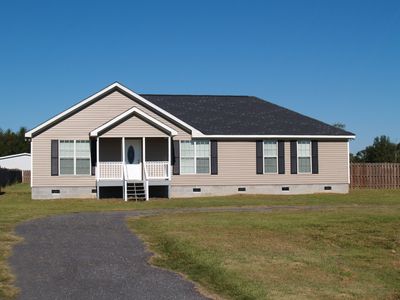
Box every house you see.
[25,83,355,200]
[0,153,31,171]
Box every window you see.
[298,140,312,173]
[263,140,278,173]
[59,140,91,175]
[75,141,91,175]
[195,140,210,174]
[180,140,210,174]
[180,140,195,174]
[59,140,74,175]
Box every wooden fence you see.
[22,170,31,184]
[350,163,400,189]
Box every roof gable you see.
[25,83,200,138]
[90,107,177,137]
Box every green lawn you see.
[1,184,399,299]
[129,207,400,299]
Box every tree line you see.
[0,127,30,157]
[351,135,400,163]
[332,123,399,163]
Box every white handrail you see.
[123,164,127,201]
[143,163,149,201]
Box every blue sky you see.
[0,0,399,153]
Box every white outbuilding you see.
[0,153,31,170]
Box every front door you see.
[125,139,142,180]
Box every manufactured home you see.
[25,83,355,200]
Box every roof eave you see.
[191,133,356,139]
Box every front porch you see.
[95,137,171,200]
[88,106,179,201]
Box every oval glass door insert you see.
[127,145,135,164]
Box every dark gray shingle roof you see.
[140,94,354,136]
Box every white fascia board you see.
[191,134,356,139]
[25,82,201,138]
[90,107,178,137]
[26,82,119,138]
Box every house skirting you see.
[32,186,96,200]
[169,183,349,198]
[32,183,349,200]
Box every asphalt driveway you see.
[9,211,207,300]
[9,206,326,300]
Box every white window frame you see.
[59,140,91,176]
[179,140,211,175]
[59,140,75,176]
[297,140,312,174]
[263,140,278,174]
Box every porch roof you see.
[90,107,178,137]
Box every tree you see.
[351,135,399,163]
[332,122,346,129]
[0,127,30,157]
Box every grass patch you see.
[129,206,400,299]
[0,183,399,299]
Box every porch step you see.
[126,181,146,201]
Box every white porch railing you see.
[145,161,169,179]
[97,161,169,180]
[97,162,123,180]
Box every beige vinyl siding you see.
[32,91,190,140]
[31,138,96,187]
[101,115,168,138]
[32,91,190,187]
[172,140,349,186]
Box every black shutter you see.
[278,141,285,174]
[211,140,218,175]
[172,140,180,175]
[90,139,97,176]
[290,141,297,174]
[312,140,319,174]
[256,140,263,174]
[51,140,59,176]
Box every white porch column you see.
[122,137,126,163]
[142,137,149,200]
[168,136,171,180]
[96,137,100,199]
[142,137,146,164]
[122,137,126,201]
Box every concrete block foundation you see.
[170,184,349,198]
[32,183,349,199]
[32,186,96,199]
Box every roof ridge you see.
[140,94,253,98]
